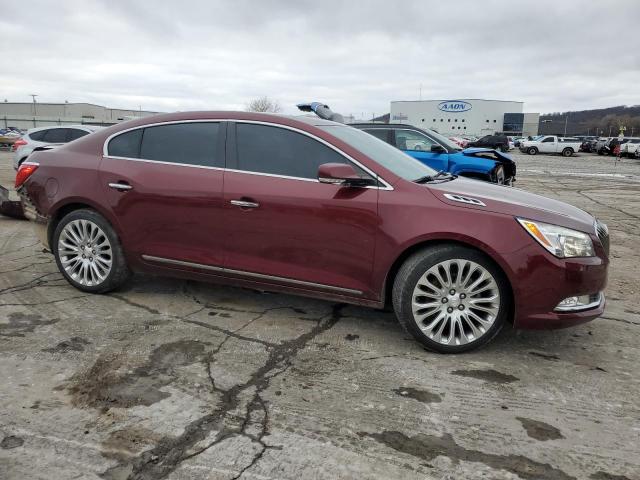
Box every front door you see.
[392,129,449,172]
[222,122,380,298]
[99,121,227,267]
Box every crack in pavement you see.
[101,303,345,480]
[0,272,63,295]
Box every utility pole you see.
[419,84,422,101]
[563,113,569,137]
[29,94,38,115]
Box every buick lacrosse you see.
[16,111,608,353]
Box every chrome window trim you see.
[141,254,363,296]
[102,118,393,191]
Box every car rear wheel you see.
[527,147,538,155]
[392,245,510,353]
[562,148,573,157]
[53,209,130,293]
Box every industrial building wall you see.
[0,102,159,129]
[390,99,524,136]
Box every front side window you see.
[107,122,221,167]
[395,130,436,151]
[42,128,69,143]
[318,125,436,181]
[542,137,554,143]
[235,123,364,179]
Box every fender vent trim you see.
[443,193,486,207]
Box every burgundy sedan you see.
[15,111,609,353]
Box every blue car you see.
[297,102,516,185]
[351,123,516,185]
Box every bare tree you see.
[245,96,282,113]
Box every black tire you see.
[392,244,510,353]
[53,209,130,293]
[562,148,573,157]
[527,147,538,155]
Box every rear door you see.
[391,128,448,171]
[222,121,380,298]
[99,121,227,267]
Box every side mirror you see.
[317,163,376,187]
[430,144,446,153]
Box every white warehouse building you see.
[390,99,539,137]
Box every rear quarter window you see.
[108,129,143,158]
[29,130,47,141]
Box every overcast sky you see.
[2,0,639,117]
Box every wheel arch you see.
[381,237,515,321]
[47,198,122,250]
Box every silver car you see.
[13,125,102,169]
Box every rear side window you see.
[42,128,69,143]
[363,129,391,144]
[68,129,89,141]
[140,123,220,166]
[107,122,221,167]
[394,130,436,151]
[108,129,143,158]
[235,123,356,179]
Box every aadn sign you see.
[438,100,472,113]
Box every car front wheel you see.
[53,209,130,293]
[392,245,510,353]
[527,147,538,155]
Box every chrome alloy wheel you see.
[58,219,113,286]
[411,259,500,346]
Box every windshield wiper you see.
[414,170,457,184]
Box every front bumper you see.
[503,242,608,330]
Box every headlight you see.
[517,218,594,258]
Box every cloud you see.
[1,0,639,116]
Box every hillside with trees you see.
[539,105,640,136]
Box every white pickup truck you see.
[519,135,582,157]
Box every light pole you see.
[563,113,569,137]
[29,94,38,115]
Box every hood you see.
[426,177,595,233]
[462,147,514,164]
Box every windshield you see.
[424,128,462,151]
[318,125,437,181]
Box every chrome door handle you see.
[108,182,133,191]
[230,199,259,208]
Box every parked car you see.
[16,111,609,353]
[351,123,516,185]
[619,138,640,157]
[520,135,582,157]
[466,134,510,152]
[448,136,468,148]
[12,125,102,169]
[580,138,599,153]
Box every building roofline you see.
[391,99,524,104]
[0,101,159,113]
